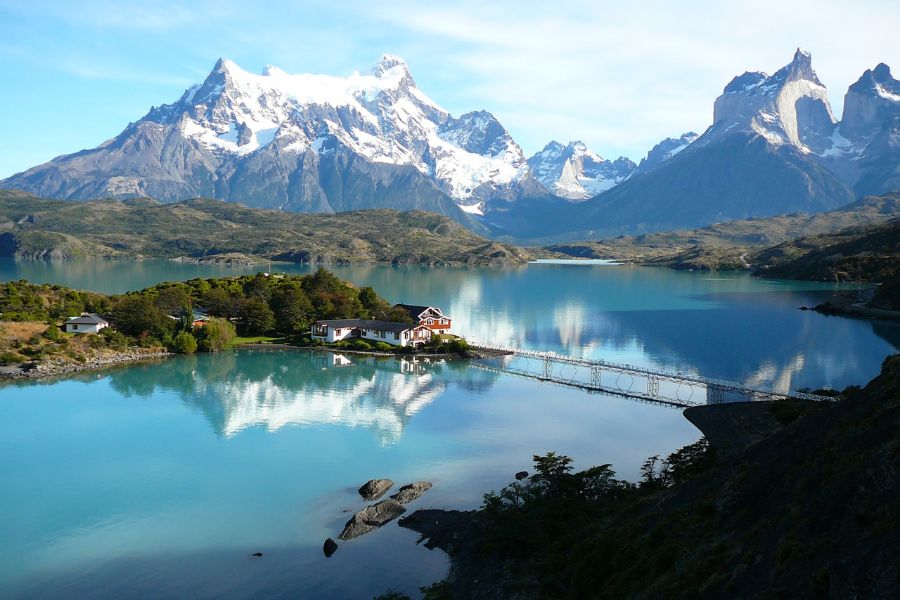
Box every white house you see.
[63,313,109,334]
[394,304,452,332]
[311,319,433,347]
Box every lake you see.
[1,260,897,598]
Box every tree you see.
[203,288,234,317]
[238,299,275,336]
[195,317,236,352]
[153,286,192,316]
[242,273,272,301]
[111,295,174,339]
[171,331,197,354]
[271,286,314,334]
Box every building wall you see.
[311,324,432,347]
[64,322,107,334]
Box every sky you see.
[1,0,898,178]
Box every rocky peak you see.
[780,48,818,83]
[371,53,416,90]
[710,49,834,153]
[527,140,635,200]
[636,132,698,173]
[841,62,900,141]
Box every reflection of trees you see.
[104,350,499,444]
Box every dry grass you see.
[0,321,46,342]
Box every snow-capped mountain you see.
[705,49,837,154]
[825,63,900,195]
[635,132,698,174]
[527,141,635,200]
[1,55,536,219]
[557,50,862,238]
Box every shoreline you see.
[0,348,171,382]
[0,340,489,384]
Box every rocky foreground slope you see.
[400,354,900,598]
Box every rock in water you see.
[358,478,394,501]
[323,538,338,557]
[339,499,407,540]
[515,471,529,481]
[390,481,433,504]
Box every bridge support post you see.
[543,357,552,379]
[591,366,601,388]
[707,384,725,404]
[647,376,660,398]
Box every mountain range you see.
[2,50,898,241]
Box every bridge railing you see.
[470,343,834,403]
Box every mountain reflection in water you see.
[103,350,498,444]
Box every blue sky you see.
[1,0,898,178]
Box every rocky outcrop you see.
[358,478,394,501]
[339,498,407,540]
[390,481,432,504]
[0,349,170,380]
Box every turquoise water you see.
[0,260,897,597]
[1,258,895,389]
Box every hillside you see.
[750,218,900,282]
[0,190,540,266]
[547,192,900,269]
[400,354,900,598]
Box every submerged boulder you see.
[358,478,394,501]
[323,538,338,557]
[339,498,407,540]
[391,481,433,504]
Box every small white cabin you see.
[63,313,109,334]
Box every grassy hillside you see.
[547,192,900,270]
[0,190,541,266]
[750,219,900,282]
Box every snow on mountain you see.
[527,141,635,200]
[147,55,528,205]
[636,132,698,174]
[708,48,836,154]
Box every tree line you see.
[0,269,409,355]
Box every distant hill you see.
[0,190,540,266]
[750,218,900,283]
[548,192,900,271]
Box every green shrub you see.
[100,328,130,349]
[0,351,24,365]
[194,317,236,352]
[43,324,61,341]
[374,341,394,351]
[171,331,198,354]
[86,334,106,349]
[350,339,372,350]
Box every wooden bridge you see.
[470,345,834,408]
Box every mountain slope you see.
[548,191,900,266]
[827,63,900,196]
[750,218,900,282]
[541,50,894,241]
[562,132,853,238]
[0,190,540,265]
[0,56,543,223]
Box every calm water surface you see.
[1,259,897,598]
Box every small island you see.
[0,269,469,380]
